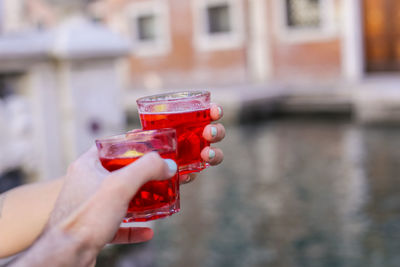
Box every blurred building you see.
[90,0,363,89]
[0,0,128,186]
[5,0,400,87]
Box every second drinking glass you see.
[137,91,211,174]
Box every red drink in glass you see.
[137,91,211,174]
[96,129,179,222]
[140,109,211,174]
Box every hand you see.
[180,104,225,184]
[44,148,176,256]
[12,148,177,266]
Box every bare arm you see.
[0,177,64,258]
[11,151,176,267]
[1,104,225,259]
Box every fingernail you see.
[211,126,217,137]
[209,149,216,160]
[164,159,177,176]
[217,107,223,117]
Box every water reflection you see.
[97,119,400,267]
[361,127,400,267]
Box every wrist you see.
[11,227,97,267]
[56,225,99,265]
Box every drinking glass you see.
[96,128,179,222]
[137,91,211,174]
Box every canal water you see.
[98,118,400,267]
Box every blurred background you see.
[2,0,400,266]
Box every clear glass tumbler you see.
[137,91,211,174]
[96,128,179,222]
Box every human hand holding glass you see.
[47,146,177,247]
[137,92,225,182]
[11,149,177,267]
[179,103,225,184]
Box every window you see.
[207,4,231,34]
[285,0,321,28]
[126,1,170,57]
[137,15,156,41]
[275,0,337,43]
[193,0,244,51]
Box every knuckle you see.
[146,151,162,162]
[144,152,165,176]
[154,159,166,174]
[102,175,127,196]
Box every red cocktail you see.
[137,91,211,174]
[96,129,179,222]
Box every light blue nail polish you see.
[211,126,217,137]
[164,159,177,176]
[217,107,222,117]
[209,149,216,159]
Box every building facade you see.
[96,0,365,89]
[4,0,398,89]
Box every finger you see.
[180,173,198,184]
[105,152,177,203]
[210,104,223,121]
[110,227,154,244]
[71,145,109,177]
[203,123,225,143]
[82,145,98,158]
[201,147,224,166]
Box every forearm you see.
[0,178,64,258]
[10,226,96,267]
[9,184,115,267]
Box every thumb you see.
[56,153,177,250]
[104,152,177,203]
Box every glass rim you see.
[95,128,176,144]
[136,90,210,104]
